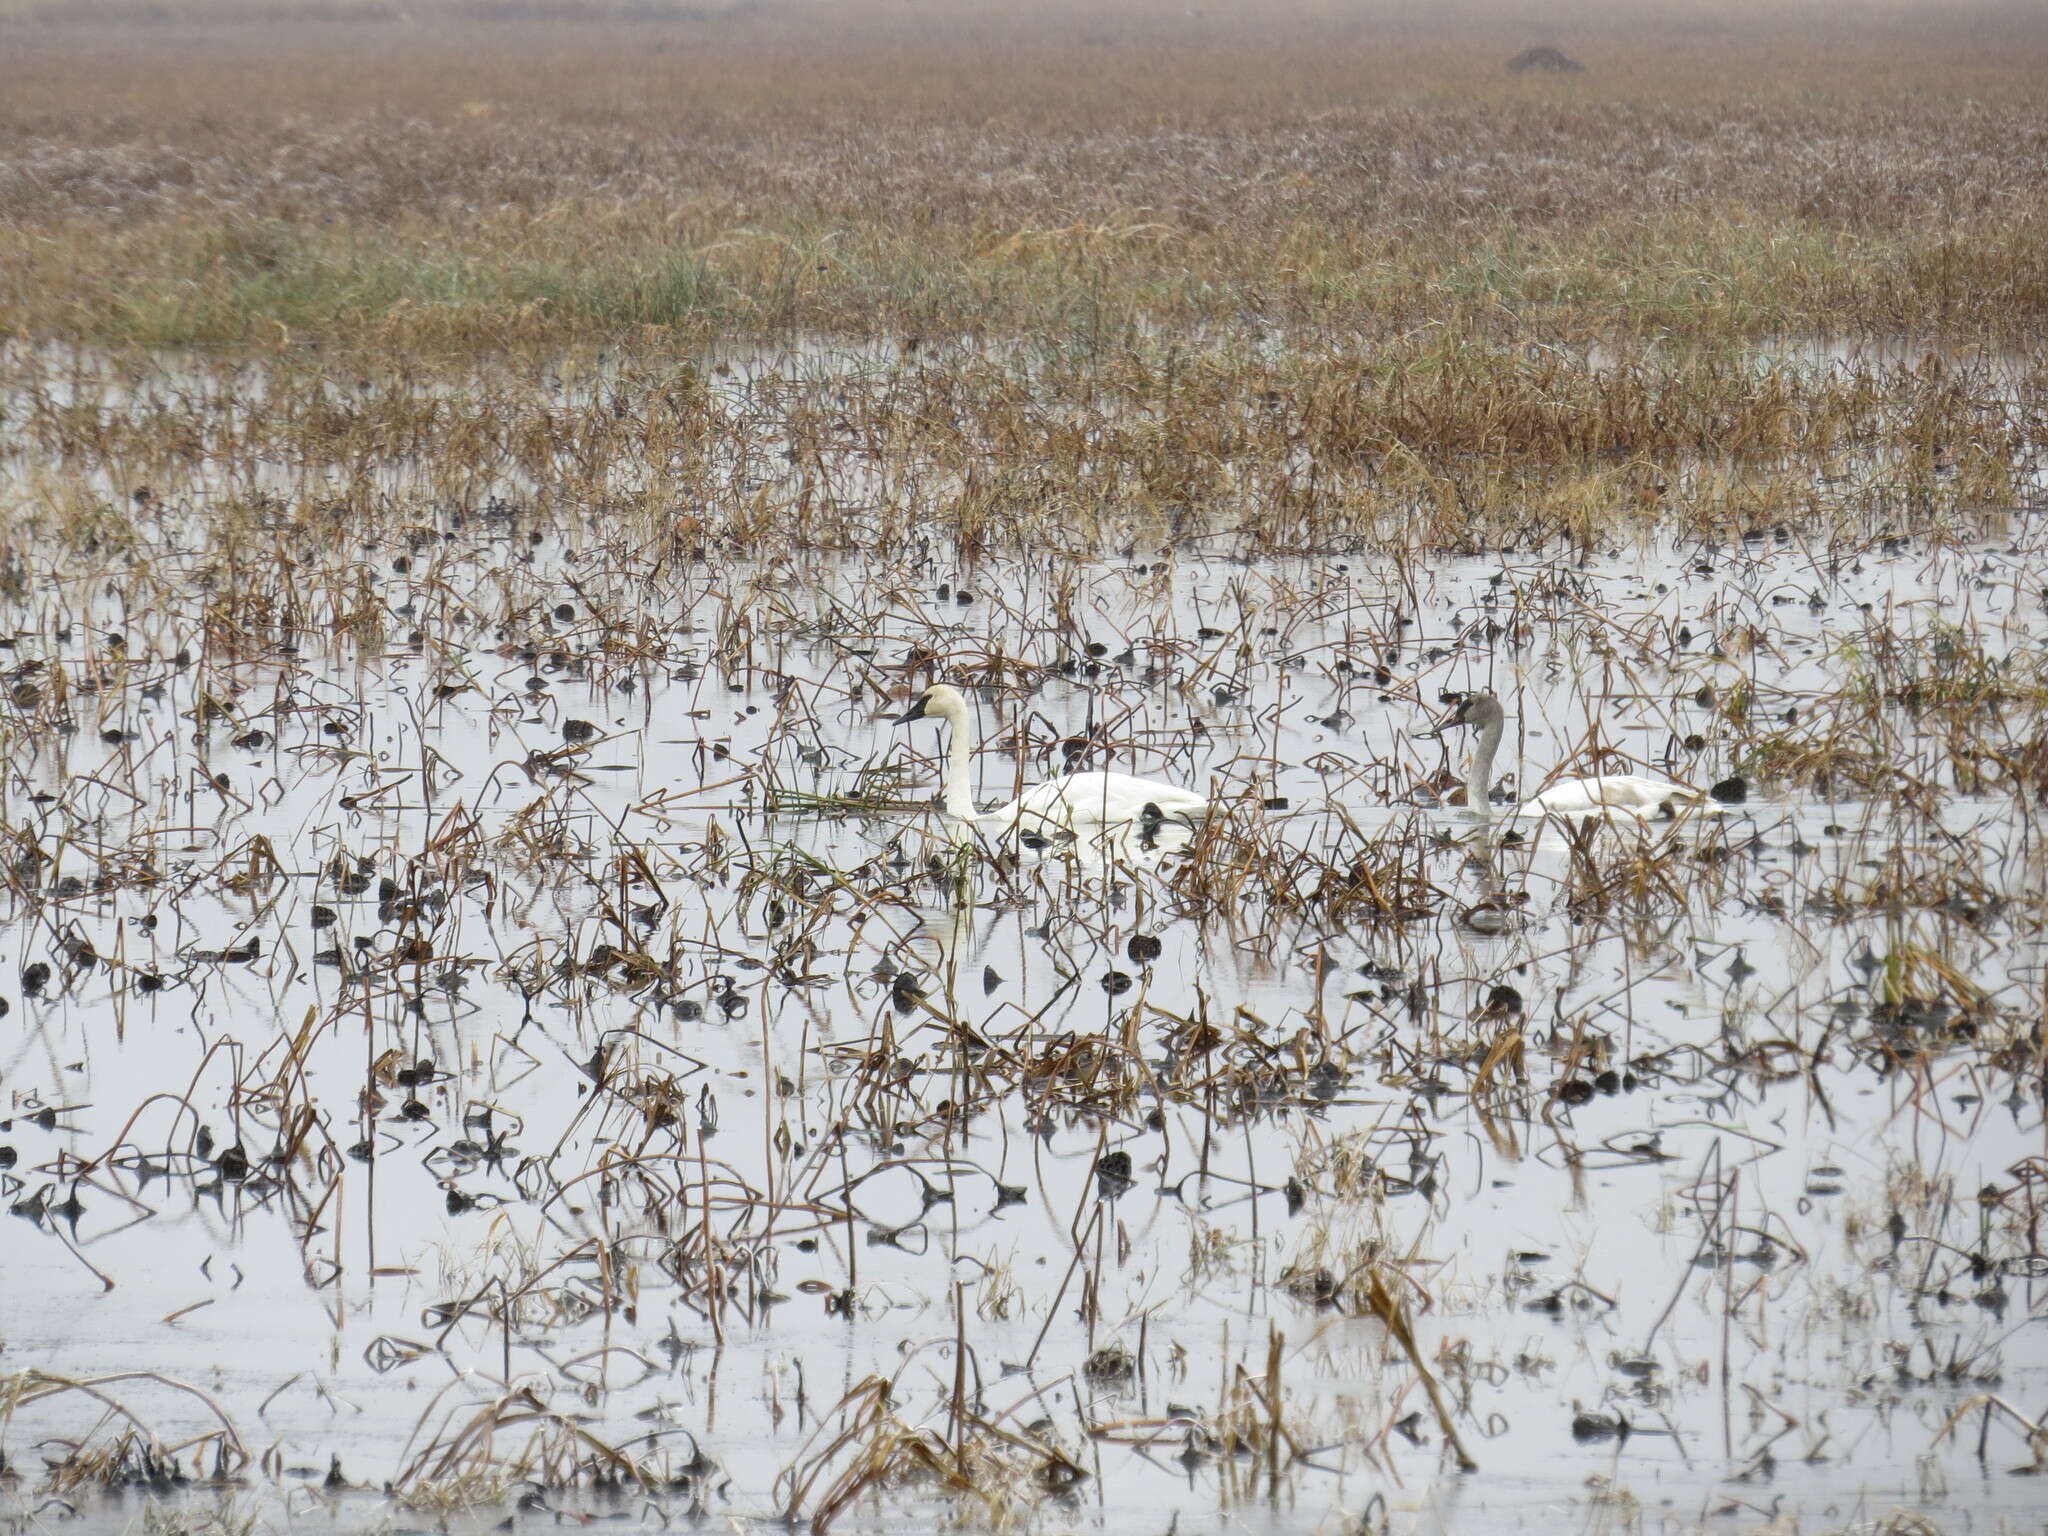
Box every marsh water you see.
[2,342,2046,1536]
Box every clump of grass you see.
[777,1373,1082,1535]
[0,1370,250,1493]
[393,1386,703,1510]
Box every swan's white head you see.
[1413,690,1504,739]
[894,682,970,727]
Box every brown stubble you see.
[1,0,2047,351]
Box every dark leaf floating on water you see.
[1095,1151,1135,1200]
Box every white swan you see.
[1415,691,1710,820]
[895,683,1210,833]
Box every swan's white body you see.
[897,684,1209,833]
[1419,692,1709,822]
[1520,775,1701,817]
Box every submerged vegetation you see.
[2,4,2047,1534]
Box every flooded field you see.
[3,335,2047,1536]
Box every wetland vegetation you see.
[2,4,2047,1534]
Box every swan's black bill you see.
[1412,694,1483,739]
[893,695,930,724]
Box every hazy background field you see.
[2,0,2045,353]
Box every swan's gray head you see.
[1413,690,1504,739]
[894,682,967,725]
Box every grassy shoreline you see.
[6,208,2046,354]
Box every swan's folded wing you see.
[1020,771,1207,826]
[1521,774,1713,819]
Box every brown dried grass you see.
[0,0,2043,351]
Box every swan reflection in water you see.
[901,805,1200,990]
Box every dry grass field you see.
[1,0,2046,352]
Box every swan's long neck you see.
[1467,715,1504,817]
[939,700,979,822]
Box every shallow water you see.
[2,343,2047,1536]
